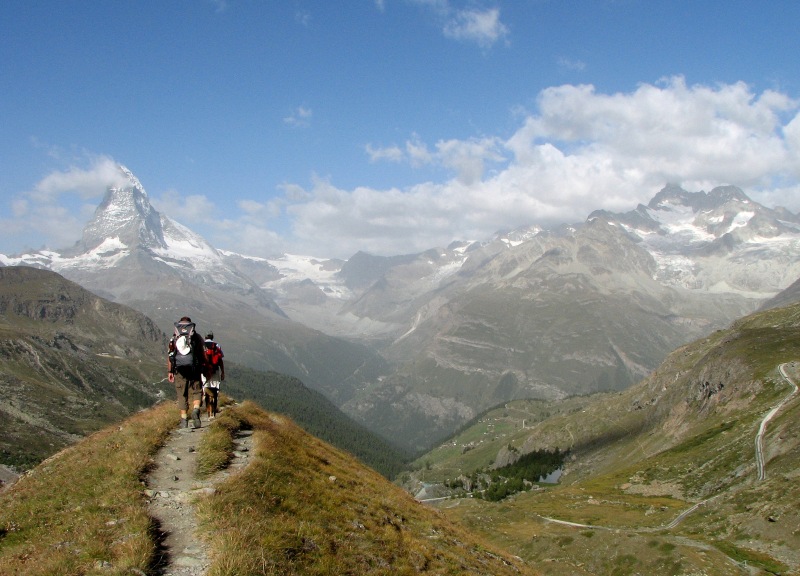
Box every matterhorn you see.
[0,165,385,406]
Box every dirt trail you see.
[145,410,253,576]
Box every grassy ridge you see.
[0,402,176,575]
[224,364,412,478]
[198,401,535,575]
[0,399,535,576]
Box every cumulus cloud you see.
[146,189,288,257]
[150,189,217,224]
[28,156,129,203]
[282,77,800,257]
[368,135,502,184]
[0,155,130,251]
[366,143,405,163]
[5,78,800,261]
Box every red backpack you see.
[204,339,223,373]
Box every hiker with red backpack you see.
[202,332,225,420]
[167,316,208,429]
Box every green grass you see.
[418,304,800,575]
[712,541,789,574]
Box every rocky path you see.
[145,412,253,576]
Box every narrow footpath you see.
[145,410,253,576]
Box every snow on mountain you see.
[589,185,800,297]
[496,225,544,248]
[1,165,258,290]
[264,254,352,300]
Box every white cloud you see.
[557,56,586,72]
[434,137,503,184]
[366,143,405,163]
[238,198,281,219]
[283,106,313,127]
[151,190,217,224]
[369,134,502,184]
[406,136,434,167]
[5,79,800,261]
[443,7,508,48]
[505,77,796,193]
[278,77,800,258]
[29,156,129,203]
[410,1,509,48]
[0,155,130,251]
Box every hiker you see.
[167,316,207,429]
[202,332,225,420]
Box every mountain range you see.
[2,166,799,451]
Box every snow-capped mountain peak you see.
[71,164,166,254]
[2,165,257,292]
[590,185,800,296]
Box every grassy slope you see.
[0,399,536,576]
[414,302,800,575]
[223,364,412,479]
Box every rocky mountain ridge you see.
[2,166,799,452]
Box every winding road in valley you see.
[541,362,799,532]
[755,362,797,481]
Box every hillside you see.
[0,266,410,483]
[0,267,409,482]
[407,301,800,575]
[223,365,412,478]
[0,266,169,472]
[0,399,535,576]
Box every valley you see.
[402,303,800,574]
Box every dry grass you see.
[195,401,535,575]
[196,393,238,477]
[0,398,536,575]
[0,401,177,575]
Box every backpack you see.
[170,321,198,369]
[204,339,223,373]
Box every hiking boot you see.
[192,408,202,429]
[179,418,188,429]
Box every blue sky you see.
[2,1,800,259]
